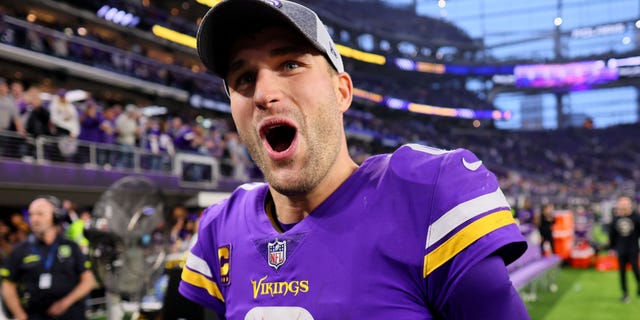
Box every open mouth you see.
[260,117,298,160]
[265,125,296,152]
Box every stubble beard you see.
[31,222,50,237]
[241,107,342,197]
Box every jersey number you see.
[244,307,314,319]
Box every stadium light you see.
[151,25,197,49]
[554,17,563,26]
[335,44,386,65]
[96,5,140,27]
[196,0,223,7]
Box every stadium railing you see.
[0,130,222,188]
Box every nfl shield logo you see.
[267,239,287,270]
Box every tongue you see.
[272,140,290,152]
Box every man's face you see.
[28,198,55,235]
[11,82,24,96]
[226,27,350,196]
[617,196,633,216]
[0,83,8,96]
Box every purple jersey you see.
[179,144,526,319]
[79,112,103,142]
[100,119,116,145]
[173,126,197,152]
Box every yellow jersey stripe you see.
[426,187,510,249]
[181,267,225,302]
[423,210,516,277]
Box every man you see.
[1,196,96,320]
[115,104,141,168]
[0,77,27,157]
[49,89,79,139]
[609,195,640,303]
[537,203,556,255]
[179,1,528,319]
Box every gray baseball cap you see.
[196,0,344,79]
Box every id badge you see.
[39,273,52,289]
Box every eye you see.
[231,72,255,89]
[283,61,300,71]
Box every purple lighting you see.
[514,60,618,89]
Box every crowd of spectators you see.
[49,0,474,60]
[0,76,254,181]
[303,0,473,47]
[0,213,29,265]
[0,4,483,111]
[56,0,203,37]
[0,10,218,97]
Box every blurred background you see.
[0,0,639,319]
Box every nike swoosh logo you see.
[462,158,483,171]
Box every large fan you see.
[86,176,168,317]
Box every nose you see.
[253,70,282,110]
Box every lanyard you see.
[31,241,59,271]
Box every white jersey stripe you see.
[406,143,451,155]
[239,182,266,190]
[426,187,510,249]
[185,252,213,278]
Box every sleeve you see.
[608,217,617,250]
[8,101,19,119]
[443,255,531,320]
[50,102,62,127]
[420,147,527,310]
[69,107,80,137]
[70,241,90,274]
[178,207,226,315]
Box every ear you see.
[335,72,353,113]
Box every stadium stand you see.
[1,0,640,318]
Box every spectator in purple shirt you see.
[78,100,102,143]
[97,105,119,168]
[171,117,197,153]
[147,117,174,171]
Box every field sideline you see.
[527,267,640,319]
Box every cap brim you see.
[197,0,302,78]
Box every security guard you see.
[1,196,96,320]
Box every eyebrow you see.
[228,45,310,75]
